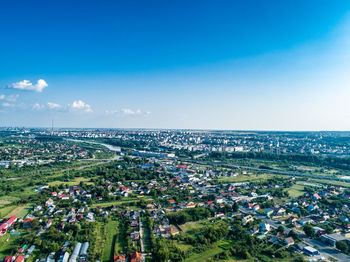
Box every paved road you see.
[179,157,350,184]
[300,233,350,262]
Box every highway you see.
[178,157,350,184]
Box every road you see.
[172,154,350,261]
[139,216,145,253]
[179,157,350,184]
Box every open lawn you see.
[185,244,224,262]
[115,219,128,255]
[0,230,24,257]
[179,220,208,233]
[92,198,153,208]
[174,241,193,252]
[102,220,118,262]
[0,205,17,219]
[0,200,12,207]
[219,173,275,183]
[0,196,20,207]
[287,184,305,198]
[142,217,152,252]
[310,178,350,188]
[5,205,30,218]
[184,239,300,262]
[88,222,106,261]
[15,204,32,218]
[48,176,94,187]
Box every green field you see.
[219,173,275,183]
[287,184,305,198]
[89,223,104,261]
[0,230,24,257]
[15,204,33,218]
[142,217,152,252]
[0,203,32,219]
[185,244,224,262]
[48,176,94,187]
[179,219,208,233]
[0,205,17,219]
[309,178,350,188]
[102,220,119,262]
[92,198,153,208]
[0,196,20,207]
[174,241,193,252]
[115,219,128,255]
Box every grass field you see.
[0,204,32,219]
[5,205,26,218]
[185,244,224,262]
[219,173,275,183]
[48,176,94,187]
[309,178,350,188]
[89,222,104,261]
[115,220,128,255]
[102,220,118,262]
[0,230,24,257]
[0,196,20,207]
[92,198,153,208]
[174,241,193,252]
[0,200,12,207]
[15,204,32,218]
[179,220,208,233]
[0,205,17,219]
[287,184,305,198]
[142,217,152,252]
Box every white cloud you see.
[2,102,14,108]
[107,108,151,117]
[0,95,20,108]
[33,103,44,110]
[105,109,118,115]
[0,94,19,102]
[11,79,48,92]
[121,108,150,116]
[70,100,93,113]
[122,108,137,115]
[47,102,62,110]
[6,94,19,102]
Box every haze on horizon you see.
[1,0,350,131]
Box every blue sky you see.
[1,0,350,130]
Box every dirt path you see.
[6,205,25,218]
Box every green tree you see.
[336,241,349,253]
[277,225,284,234]
[303,225,314,237]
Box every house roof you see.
[284,237,294,245]
[130,252,143,262]
[114,255,126,262]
